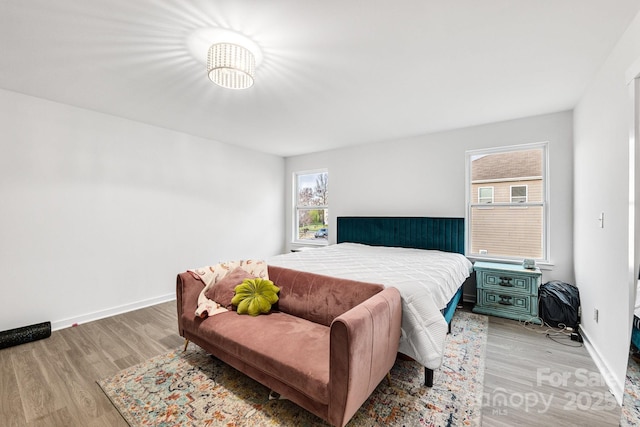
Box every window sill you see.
[292,239,328,246]
[290,241,328,251]
[467,256,554,271]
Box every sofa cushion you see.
[198,312,331,404]
[205,267,255,309]
[231,278,280,316]
[267,266,385,326]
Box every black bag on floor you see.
[538,281,580,329]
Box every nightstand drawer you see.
[477,270,536,294]
[480,289,532,311]
[474,289,540,323]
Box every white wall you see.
[0,89,285,332]
[573,11,640,402]
[285,110,575,285]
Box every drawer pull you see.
[498,295,513,305]
[498,276,513,287]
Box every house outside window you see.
[294,169,328,243]
[466,143,548,262]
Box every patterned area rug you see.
[98,311,487,426]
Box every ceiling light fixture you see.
[207,43,255,90]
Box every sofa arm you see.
[328,287,402,427]
[176,272,204,337]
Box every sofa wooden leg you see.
[425,367,434,387]
[183,338,189,352]
[386,372,392,386]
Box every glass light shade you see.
[207,43,255,89]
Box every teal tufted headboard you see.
[336,216,465,255]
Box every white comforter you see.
[267,243,473,369]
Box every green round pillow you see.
[231,278,280,316]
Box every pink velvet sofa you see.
[177,265,402,427]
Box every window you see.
[478,187,494,204]
[466,143,548,262]
[511,185,528,203]
[294,170,328,243]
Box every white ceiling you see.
[2,1,639,157]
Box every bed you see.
[268,216,473,386]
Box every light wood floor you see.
[0,302,183,427]
[482,314,620,426]
[0,301,622,426]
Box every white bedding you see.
[267,243,473,369]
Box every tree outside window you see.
[295,170,328,242]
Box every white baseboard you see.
[50,293,175,331]
[579,325,625,406]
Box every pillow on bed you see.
[205,267,255,309]
[232,278,280,316]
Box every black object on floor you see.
[539,281,580,329]
[0,321,51,349]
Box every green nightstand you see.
[472,261,542,324]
